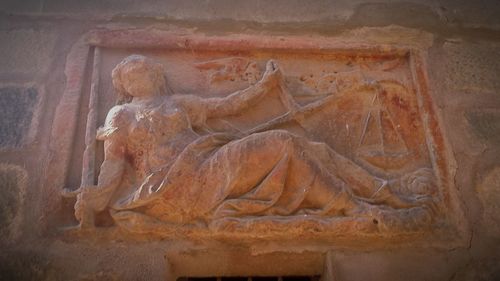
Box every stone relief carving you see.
[195,57,261,85]
[62,54,440,237]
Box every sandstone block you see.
[0,164,27,241]
[0,29,57,77]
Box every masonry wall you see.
[0,1,499,280]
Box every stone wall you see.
[0,1,499,280]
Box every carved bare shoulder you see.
[97,105,132,141]
[106,105,132,125]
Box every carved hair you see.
[111,55,168,104]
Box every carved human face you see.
[120,62,163,97]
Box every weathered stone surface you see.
[328,249,469,281]
[0,29,57,77]
[451,259,500,281]
[476,167,500,236]
[442,42,500,95]
[0,248,52,281]
[2,0,500,29]
[0,164,27,240]
[0,87,38,148]
[0,242,171,281]
[18,0,358,22]
[0,0,41,13]
[348,2,441,29]
[466,110,500,145]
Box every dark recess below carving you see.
[0,87,37,148]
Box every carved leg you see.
[304,141,436,210]
[305,141,387,198]
[209,130,363,216]
[204,130,311,217]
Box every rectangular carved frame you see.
[41,28,467,248]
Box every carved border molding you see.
[40,28,468,248]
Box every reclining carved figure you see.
[63,55,437,234]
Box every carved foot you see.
[367,181,417,209]
[392,168,437,197]
[369,168,439,211]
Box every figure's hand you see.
[61,187,81,198]
[260,60,282,87]
[61,186,97,198]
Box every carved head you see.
[112,55,167,103]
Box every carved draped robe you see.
[98,97,379,229]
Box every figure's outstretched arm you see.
[202,60,283,119]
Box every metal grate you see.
[178,276,321,281]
